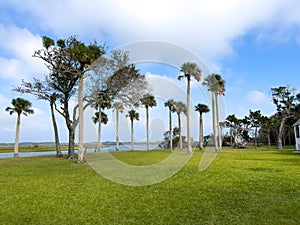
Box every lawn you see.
[0,147,299,225]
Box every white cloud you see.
[246,90,270,105]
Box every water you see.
[0,144,160,159]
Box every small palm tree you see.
[92,91,111,152]
[164,99,176,152]
[6,98,34,157]
[178,62,201,154]
[112,102,124,151]
[92,111,108,152]
[173,101,187,150]
[126,109,139,151]
[140,94,157,150]
[195,103,210,150]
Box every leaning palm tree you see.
[164,99,176,152]
[140,94,157,150]
[112,102,124,151]
[6,98,34,157]
[92,111,108,152]
[126,110,139,151]
[178,62,201,154]
[203,74,225,152]
[173,101,187,150]
[195,103,210,150]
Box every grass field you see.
[0,147,299,224]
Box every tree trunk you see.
[169,109,173,152]
[14,113,21,157]
[178,113,182,150]
[131,120,134,151]
[77,75,84,164]
[97,108,102,152]
[267,129,271,148]
[68,128,75,159]
[50,102,62,157]
[212,93,218,152]
[116,109,119,151]
[230,127,233,147]
[277,116,286,149]
[199,113,203,150]
[187,77,192,154]
[255,127,258,148]
[146,107,149,151]
[215,93,222,151]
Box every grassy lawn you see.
[0,147,299,224]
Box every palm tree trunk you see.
[254,127,258,148]
[50,102,62,157]
[267,129,271,148]
[178,113,182,150]
[97,108,102,152]
[169,109,173,152]
[277,116,286,149]
[212,93,218,152]
[131,120,134,151]
[215,93,222,151]
[14,114,21,157]
[116,109,119,151]
[77,75,84,164]
[146,107,149,151]
[199,113,203,150]
[187,77,192,154]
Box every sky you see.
[0,0,300,144]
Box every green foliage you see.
[0,148,299,224]
[5,98,34,116]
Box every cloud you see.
[246,90,270,104]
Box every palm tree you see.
[92,92,111,152]
[112,102,124,151]
[173,101,187,150]
[164,99,176,152]
[195,103,210,150]
[203,74,225,152]
[92,111,108,152]
[6,98,34,157]
[178,62,201,154]
[140,94,157,151]
[126,110,139,151]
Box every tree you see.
[34,36,105,162]
[247,110,264,148]
[140,94,157,151]
[271,86,300,149]
[91,92,111,152]
[14,79,63,157]
[5,98,34,157]
[195,103,209,150]
[178,62,201,154]
[173,101,187,150]
[164,99,176,152]
[92,111,108,152]
[126,110,139,151]
[112,102,124,151]
[203,74,225,152]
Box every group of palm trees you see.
[5,62,225,157]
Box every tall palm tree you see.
[195,103,210,150]
[164,99,176,152]
[112,102,124,151]
[92,111,108,152]
[178,62,201,154]
[6,98,34,157]
[173,101,187,150]
[203,74,225,152]
[126,110,139,151]
[140,94,157,151]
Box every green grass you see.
[0,147,299,224]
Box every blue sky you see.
[0,0,300,143]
